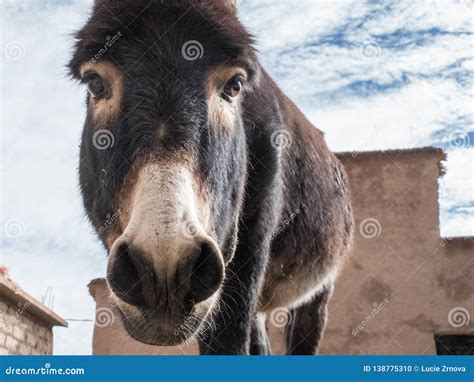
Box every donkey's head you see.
[70,0,258,345]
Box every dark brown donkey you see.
[69,0,352,355]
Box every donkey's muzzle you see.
[107,239,224,311]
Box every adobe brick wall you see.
[0,299,53,355]
[269,149,473,355]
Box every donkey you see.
[70,0,352,355]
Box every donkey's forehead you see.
[69,0,255,79]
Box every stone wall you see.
[0,299,53,355]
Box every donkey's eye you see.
[222,75,245,102]
[85,74,107,99]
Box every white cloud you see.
[361,0,473,35]
[440,148,474,237]
[241,0,359,49]
[310,77,471,152]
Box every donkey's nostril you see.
[108,239,223,311]
[107,244,155,308]
[189,242,224,304]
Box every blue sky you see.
[1,0,473,354]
